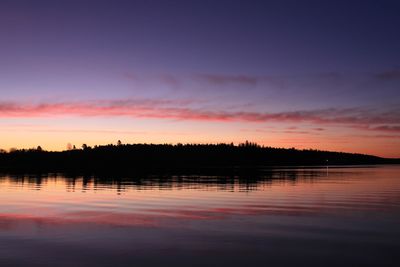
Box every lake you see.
[0,165,399,266]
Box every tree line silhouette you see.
[0,141,397,173]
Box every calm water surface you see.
[0,166,399,266]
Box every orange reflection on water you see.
[0,166,399,229]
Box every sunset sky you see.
[1,0,399,157]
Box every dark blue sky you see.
[0,0,399,156]
[2,0,399,72]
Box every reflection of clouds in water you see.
[0,167,398,228]
[0,166,399,267]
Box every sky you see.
[0,0,399,157]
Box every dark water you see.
[0,166,399,266]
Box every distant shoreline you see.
[0,143,398,174]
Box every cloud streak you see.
[195,74,259,86]
[375,69,400,81]
[0,99,399,133]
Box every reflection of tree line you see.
[0,170,335,192]
[0,142,393,174]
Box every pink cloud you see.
[0,99,399,134]
[356,134,400,139]
[368,125,400,132]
